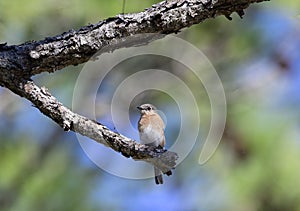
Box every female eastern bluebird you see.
[137,103,172,185]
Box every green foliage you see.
[0,139,98,211]
[224,106,300,210]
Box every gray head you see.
[137,103,157,114]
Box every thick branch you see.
[0,0,268,80]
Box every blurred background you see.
[1,0,300,210]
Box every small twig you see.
[122,0,126,14]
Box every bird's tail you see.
[154,167,163,185]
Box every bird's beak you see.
[137,106,142,110]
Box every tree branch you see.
[7,77,178,173]
[0,0,269,173]
[0,0,268,79]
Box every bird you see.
[137,103,172,184]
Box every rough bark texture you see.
[5,77,178,173]
[0,0,269,173]
[0,0,268,78]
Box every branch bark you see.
[0,0,269,173]
[7,77,178,173]
[0,0,268,78]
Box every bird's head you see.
[137,103,157,115]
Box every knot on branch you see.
[133,145,179,175]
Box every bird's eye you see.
[147,107,151,111]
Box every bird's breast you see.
[139,124,164,146]
[138,114,165,147]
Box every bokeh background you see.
[1,0,300,210]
